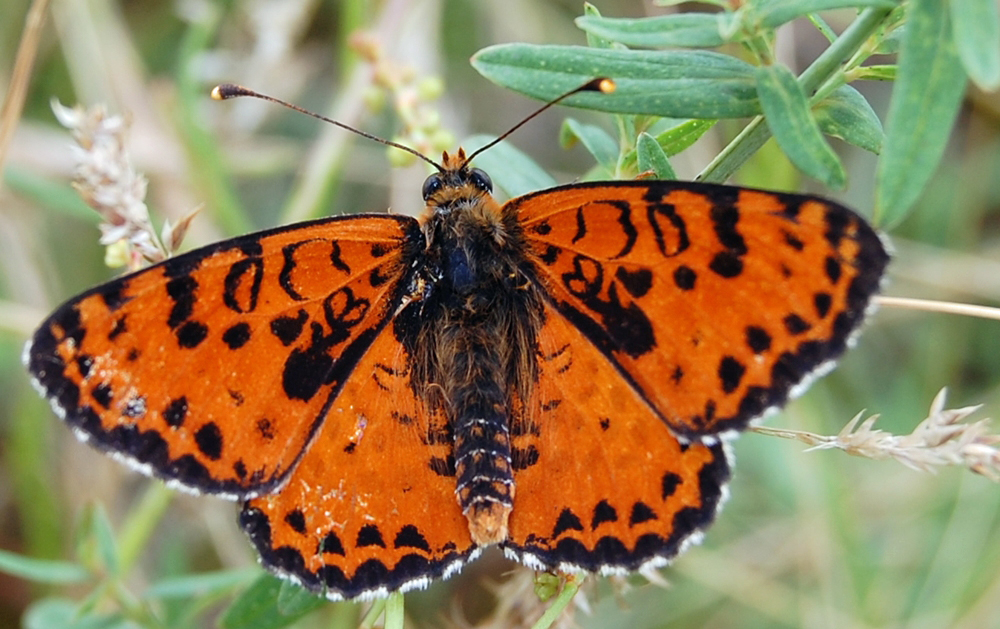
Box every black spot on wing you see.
[284,509,307,534]
[615,266,653,298]
[271,309,308,346]
[356,524,386,548]
[746,326,772,354]
[194,422,223,460]
[163,396,188,428]
[673,265,697,290]
[176,321,208,348]
[394,525,431,551]
[718,356,746,394]
[222,322,252,349]
[591,500,618,529]
[629,501,657,525]
[552,508,585,537]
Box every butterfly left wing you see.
[503,300,730,573]
[25,214,422,497]
[511,181,889,440]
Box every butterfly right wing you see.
[25,214,423,498]
[240,327,477,601]
[511,181,888,440]
[503,300,730,574]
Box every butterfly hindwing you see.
[26,214,422,497]
[503,300,730,573]
[512,181,889,439]
[240,327,476,600]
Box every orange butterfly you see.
[25,81,888,601]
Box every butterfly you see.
[25,80,889,601]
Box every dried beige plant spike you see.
[51,100,193,268]
[754,389,1000,481]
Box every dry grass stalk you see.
[754,389,1000,481]
[51,101,195,269]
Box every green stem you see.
[116,483,174,576]
[530,575,582,629]
[383,592,405,629]
[698,6,895,183]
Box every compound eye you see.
[468,168,493,193]
[422,174,443,200]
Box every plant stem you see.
[530,574,582,629]
[698,6,896,183]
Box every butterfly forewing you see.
[26,215,422,497]
[513,181,889,440]
[240,328,476,600]
[504,300,730,573]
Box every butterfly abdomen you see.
[400,186,544,545]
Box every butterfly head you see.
[421,147,495,212]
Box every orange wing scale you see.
[513,181,888,440]
[504,301,729,573]
[26,215,422,497]
[240,329,475,600]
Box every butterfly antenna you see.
[461,78,616,166]
[211,83,445,171]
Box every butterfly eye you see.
[422,174,443,200]
[468,168,492,193]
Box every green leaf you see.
[854,64,896,81]
[145,569,257,599]
[636,133,677,179]
[756,0,898,29]
[276,580,326,616]
[560,118,618,170]
[472,44,760,118]
[950,0,1000,90]
[0,549,89,584]
[754,64,846,187]
[575,14,732,48]
[621,119,715,173]
[220,574,323,629]
[23,598,138,629]
[876,0,967,226]
[581,3,614,49]
[814,85,884,154]
[462,134,557,198]
[90,505,120,578]
[650,118,717,156]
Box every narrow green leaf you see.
[621,119,714,173]
[581,3,614,49]
[23,598,137,629]
[145,569,257,599]
[814,85,884,154]
[560,119,618,170]
[575,14,731,48]
[755,64,846,187]
[472,44,760,118]
[636,133,677,179]
[875,25,904,54]
[757,0,897,29]
[462,134,557,198]
[651,118,717,156]
[89,505,120,578]
[854,65,897,81]
[0,549,89,584]
[950,0,1000,90]
[276,580,326,616]
[876,0,967,225]
[220,574,321,629]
